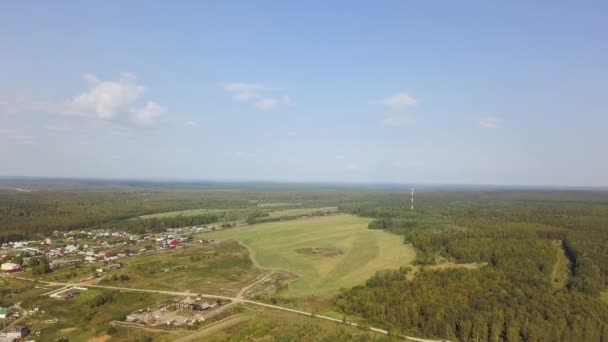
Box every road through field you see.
[10,275,446,342]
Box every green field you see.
[138,208,227,219]
[268,206,338,218]
[205,214,416,297]
[258,202,300,207]
[602,292,608,304]
[101,241,262,296]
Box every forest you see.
[339,190,608,341]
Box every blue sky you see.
[1,1,607,186]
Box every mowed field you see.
[205,214,416,297]
[138,208,227,219]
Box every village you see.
[0,225,223,341]
[0,225,219,275]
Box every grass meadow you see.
[103,241,262,296]
[205,214,416,297]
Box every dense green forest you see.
[339,190,608,341]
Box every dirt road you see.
[9,275,447,342]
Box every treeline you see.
[246,209,334,225]
[338,267,608,341]
[0,184,349,241]
[108,213,224,233]
[340,190,608,341]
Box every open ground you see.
[204,214,416,297]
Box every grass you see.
[205,214,416,297]
[601,292,608,304]
[197,307,379,342]
[138,208,227,219]
[267,206,337,218]
[550,240,571,289]
[4,277,172,342]
[103,241,262,296]
[258,202,300,207]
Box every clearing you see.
[550,240,571,289]
[267,206,337,218]
[137,208,228,219]
[205,214,416,297]
[101,241,262,296]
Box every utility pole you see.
[410,186,415,210]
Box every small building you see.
[84,256,96,262]
[65,245,78,253]
[0,308,8,319]
[1,263,20,272]
[0,324,29,342]
[50,259,81,270]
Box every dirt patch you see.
[244,271,299,298]
[427,262,487,271]
[89,334,112,342]
[295,247,343,257]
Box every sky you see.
[1,1,607,186]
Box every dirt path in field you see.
[171,314,248,342]
[10,268,447,342]
[236,271,274,299]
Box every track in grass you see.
[205,214,416,297]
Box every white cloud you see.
[377,92,418,110]
[69,73,145,120]
[224,83,265,102]
[186,120,199,128]
[82,73,100,85]
[130,101,165,126]
[254,98,278,110]
[224,82,293,110]
[475,116,502,129]
[382,114,411,127]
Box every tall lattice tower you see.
[410,186,415,210]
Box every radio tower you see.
[410,185,415,210]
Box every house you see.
[50,259,82,269]
[0,324,29,342]
[107,263,121,270]
[0,308,8,319]
[65,245,78,253]
[104,252,118,261]
[168,240,180,248]
[0,263,20,272]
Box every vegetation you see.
[338,190,608,341]
[103,241,262,295]
[206,214,416,297]
[2,180,608,341]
